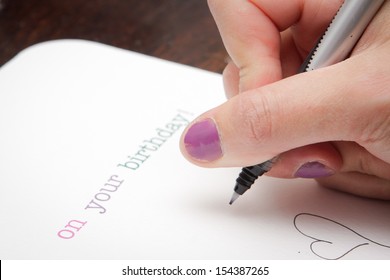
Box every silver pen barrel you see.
[303,0,385,72]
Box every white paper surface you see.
[0,40,389,259]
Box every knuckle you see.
[359,110,390,149]
[238,90,277,146]
[355,146,373,174]
[349,52,390,152]
[355,72,390,150]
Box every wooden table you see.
[0,0,227,72]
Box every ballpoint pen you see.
[229,0,385,205]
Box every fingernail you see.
[184,118,223,162]
[294,162,335,178]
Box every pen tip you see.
[229,192,240,205]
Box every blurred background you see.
[0,0,227,72]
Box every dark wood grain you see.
[0,0,227,72]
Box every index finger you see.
[208,0,342,91]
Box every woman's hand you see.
[180,0,390,199]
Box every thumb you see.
[180,55,387,167]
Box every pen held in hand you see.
[230,0,385,205]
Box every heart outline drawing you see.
[294,213,390,260]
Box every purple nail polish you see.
[295,162,335,178]
[184,118,223,162]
